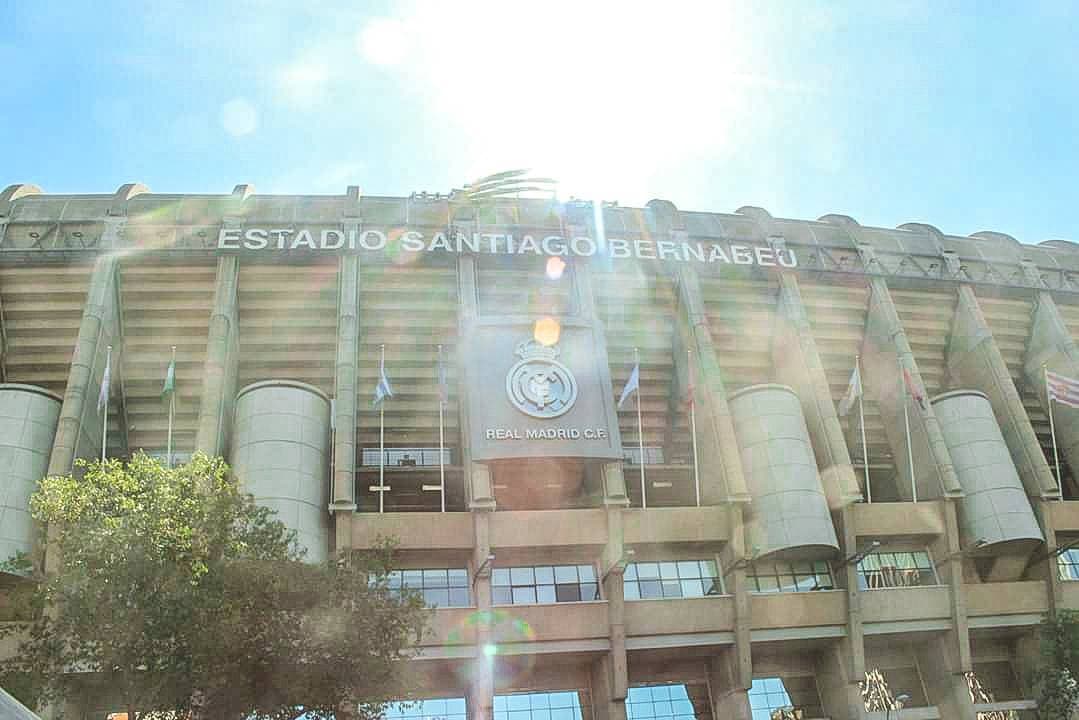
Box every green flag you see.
[162,357,176,399]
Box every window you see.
[388,568,470,608]
[1058,548,1079,581]
[385,698,468,720]
[749,677,825,720]
[362,447,453,467]
[492,564,598,605]
[858,549,938,589]
[624,560,721,600]
[747,560,833,593]
[627,684,713,720]
[494,690,592,720]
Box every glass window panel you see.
[661,580,682,597]
[533,711,551,720]
[681,579,705,597]
[531,694,551,709]
[624,563,638,581]
[659,562,679,580]
[423,569,448,587]
[511,567,535,585]
[640,580,663,599]
[580,583,599,600]
[448,587,470,607]
[548,692,577,709]
[701,559,718,577]
[508,694,532,711]
[703,578,720,595]
[755,576,779,593]
[448,569,469,586]
[495,696,507,711]
[403,570,424,587]
[555,584,581,602]
[492,587,512,605]
[423,588,450,607]
[535,566,555,585]
[550,709,574,720]
[492,568,511,586]
[637,562,660,580]
[537,585,557,604]
[509,710,532,720]
[625,582,641,600]
[578,564,597,582]
[387,571,402,588]
[677,561,701,578]
[554,566,579,583]
[512,587,537,604]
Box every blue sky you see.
[4,1,1077,242]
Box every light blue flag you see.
[617,363,640,410]
[97,349,111,415]
[374,354,394,406]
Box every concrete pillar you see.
[331,255,360,550]
[946,280,1058,499]
[45,255,122,478]
[857,246,962,500]
[935,497,973,678]
[600,507,628,719]
[471,511,494,720]
[707,648,752,720]
[814,639,864,720]
[914,632,977,720]
[836,505,865,710]
[673,263,751,503]
[773,268,864,507]
[721,503,753,707]
[1023,278,1079,489]
[456,255,495,510]
[194,255,240,457]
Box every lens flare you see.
[533,317,560,346]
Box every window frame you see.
[491,563,600,606]
[746,559,835,594]
[856,547,939,590]
[387,567,471,608]
[623,559,724,601]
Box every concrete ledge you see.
[351,511,474,550]
[1049,500,1079,533]
[623,506,730,546]
[860,586,951,624]
[750,590,847,629]
[852,500,946,538]
[488,601,609,644]
[866,709,940,720]
[1059,580,1079,610]
[624,596,735,636]
[419,607,479,647]
[490,509,607,548]
[965,580,1048,618]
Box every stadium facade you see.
[3,182,1079,719]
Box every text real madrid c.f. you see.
[217,227,797,267]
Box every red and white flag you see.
[1047,370,1079,409]
[902,368,926,410]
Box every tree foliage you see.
[0,453,427,719]
[1034,609,1079,720]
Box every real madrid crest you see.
[506,339,578,419]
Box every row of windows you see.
[388,549,952,608]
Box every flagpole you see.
[1046,363,1063,492]
[379,343,386,514]
[438,344,446,514]
[101,345,112,463]
[688,348,700,508]
[857,355,871,504]
[901,356,917,503]
[635,347,646,510]
[167,346,176,469]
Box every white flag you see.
[97,349,111,415]
[373,353,393,406]
[618,363,640,410]
[838,364,862,417]
[1048,370,1079,409]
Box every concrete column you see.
[836,505,866,708]
[471,511,494,720]
[935,497,973,678]
[673,263,751,503]
[857,246,961,500]
[946,280,1058,498]
[814,638,865,720]
[1023,279,1079,489]
[456,255,495,510]
[914,632,977,720]
[707,648,752,720]
[332,255,360,551]
[721,503,753,708]
[194,255,240,457]
[599,507,628,715]
[45,254,122,478]
[773,268,863,507]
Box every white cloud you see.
[357,17,409,67]
[275,57,331,107]
[220,97,259,137]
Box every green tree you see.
[1034,609,1079,720]
[0,453,427,719]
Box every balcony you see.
[860,586,951,628]
[852,500,946,538]
[490,509,608,549]
[624,596,735,639]
[623,506,730,546]
[487,601,609,648]
[966,581,1048,627]
[750,590,847,637]
[418,607,479,647]
[350,511,473,550]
